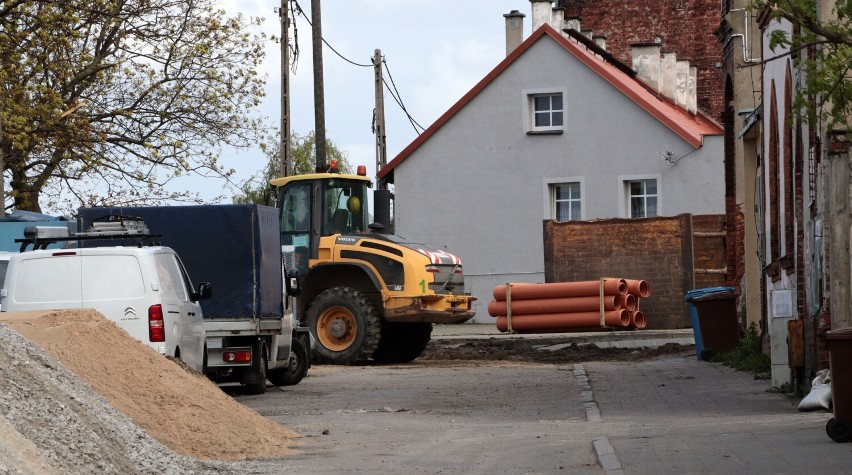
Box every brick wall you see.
[543,214,725,329]
[558,0,725,121]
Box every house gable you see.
[378,24,722,182]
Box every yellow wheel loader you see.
[271,163,475,364]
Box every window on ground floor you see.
[551,182,581,221]
[627,179,658,218]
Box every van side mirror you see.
[193,282,212,302]
[286,268,302,297]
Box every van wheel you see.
[306,287,381,364]
[244,342,267,395]
[268,335,309,386]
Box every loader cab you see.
[272,167,372,274]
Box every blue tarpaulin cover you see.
[77,205,283,320]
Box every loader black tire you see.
[371,322,433,364]
[268,334,309,386]
[306,287,381,364]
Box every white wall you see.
[392,35,724,322]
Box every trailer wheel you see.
[243,341,267,395]
[268,335,309,386]
[372,322,433,364]
[306,287,381,364]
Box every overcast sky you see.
[202,0,532,201]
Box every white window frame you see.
[523,87,567,133]
[543,177,584,221]
[618,174,661,218]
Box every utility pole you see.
[311,0,327,172]
[279,0,291,177]
[373,49,387,189]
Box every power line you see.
[289,0,300,74]
[292,0,372,68]
[290,0,425,135]
[383,60,426,134]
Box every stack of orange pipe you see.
[488,278,651,333]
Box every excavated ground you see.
[420,336,692,363]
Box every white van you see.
[0,246,210,372]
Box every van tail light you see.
[223,351,252,363]
[148,304,165,342]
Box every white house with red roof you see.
[377,17,724,322]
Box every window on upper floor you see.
[550,182,581,221]
[524,89,566,134]
[531,94,563,130]
[627,179,658,218]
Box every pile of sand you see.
[0,309,298,462]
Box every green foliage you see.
[710,323,771,379]
[233,131,351,206]
[0,0,268,212]
[757,0,852,128]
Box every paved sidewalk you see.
[584,354,851,474]
[431,324,851,473]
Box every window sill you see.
[527,130,563,136]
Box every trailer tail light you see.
[223,351,252,363]
[455,268,463,274]
[148,304,165,342]
[425,265,439,273]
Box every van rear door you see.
[79,252,149,348]
[7,252,83,309]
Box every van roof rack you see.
[15,215,161,252]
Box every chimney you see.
[660,52,676,100]
[593,34,607,50]
[551,6,566,36]
[504,10,526,56]
[565,17,581,33]
[675,59,690,109]
[530,0,553,31]
[631,43,662,93]
[688,65,698,114]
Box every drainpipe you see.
[722,8,761,63]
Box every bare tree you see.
[0,0,268,212]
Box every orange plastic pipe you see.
[493,279,628,301]
[618,294,637,312]
[487,295,623,317]
[625,279,651,297]
[495,309,631,332]
[630,311,647,329]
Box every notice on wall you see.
[771,289,793,318]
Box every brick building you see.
[558,0,725,121]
